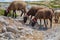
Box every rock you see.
[6,26,19,34]
[17,27,23,30]
[3,32,14,39]
[1,16,60,40]
[2,26,7,33]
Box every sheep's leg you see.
[49,18,52,28]
[57,16,59,23]
[46,19,48,25]
[31,16,32,19]
[15,11,16,18]
[13,10,16,18]
[20,10,23,16]
[12,10,14,18]
[44,19,47,29]
[24,8,26,15]
[30,15,32,19]
[40,19,41,26]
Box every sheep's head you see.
[23,15,28,23]
[30,18,37,27]
[54,18,58,23]
[4,10,9,16]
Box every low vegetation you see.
[0,9,4,16]
[28,1,60,8]
[0,9,18,17]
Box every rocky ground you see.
[0,16,60,40]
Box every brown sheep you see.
[30,8,54,28]
[54,10,60,23]
[4,1,27,18]
[23,6,45,23]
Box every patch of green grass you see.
[29,1,60,8]
[0,9,4,16]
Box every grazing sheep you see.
[30,8,54,28]
[23,6,45,23]
[4,1,27,18]
[54,10,60,23]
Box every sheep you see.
[4,1,27,18]
[30,8,54,28]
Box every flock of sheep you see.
[3,1,60,29]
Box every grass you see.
[29,1,60,8]
[0,9,4,16]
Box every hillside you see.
[0,16,59,40]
